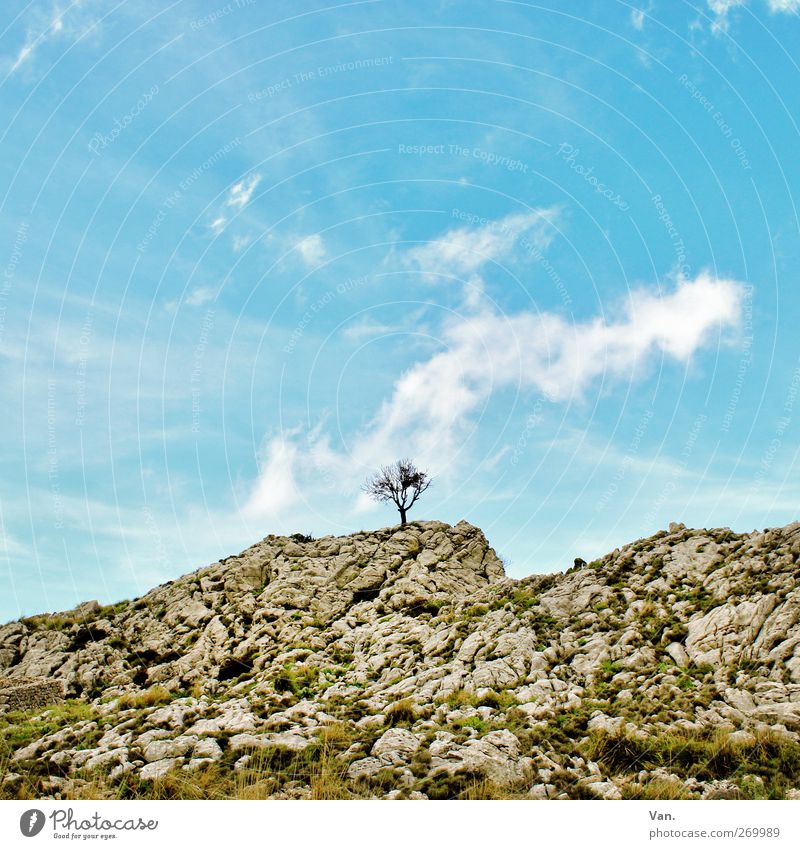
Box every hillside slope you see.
[2,519,800,800]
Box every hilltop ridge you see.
[1,519,800,800]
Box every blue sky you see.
[1,0,800,620]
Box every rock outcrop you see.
[1,519,799,800]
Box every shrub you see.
[443,688,477,708]
[384,699,417,726]
[272,663,319,698]
[475,690,517,710]
[455,716,487,734]
[289,533,315,543]
[117,685,173,710]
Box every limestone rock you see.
[3,519,800,800]
[430,730,531,784]
[371,728,420,765]
[140,759,180,781]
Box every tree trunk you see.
[399,506,407,525]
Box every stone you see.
[109,763,135,781]
[584,780,622,800]
[587,713,625,735]
[143,736,196,763]
[753,703,800,731]
[430,730,531,784]
[147,704,194,730]
[140,758,180,781]
[686,597,778,667]
[270,732,311,752]
[193,738,223,761]
[665,642,689,667]
[529,783,557,799]
[371,728,420,764]
[229,734,272,753]
[346,757,386,779]
[2,772,22,789]
[84,748,129,771]
[702,781,746,800]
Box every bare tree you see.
[363,459,432,526]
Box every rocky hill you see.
[1,519,800,800]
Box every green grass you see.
[584,727,800,798]
[454,716,487,734]
[0,699,95,794]
[599,660,623,677]
[272,663,319,699]
[441,688,477,708]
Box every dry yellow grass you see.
[116,685,173,710]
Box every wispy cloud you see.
[296,233,326,267]
[342,312,429,341]
[404,208,560,307]
[232,234,252,253]
[209,216,226,236]
[706,0,798,33]
[767,0,800,11]
[186,286,216,307]
[207,174,262,242]
[6,1,102,76]
[406,209,559,279]
[707,0,746,32]
[226,173,261,209]
[10,42,35,74]
[0,527,29,560]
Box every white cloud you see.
[244,435,302,519]
[631,8,646,29]
[205,176,260,246]
[706,0,798,33]
[6,1,102,75]
[244,270,745,519]
[186,286,215,307]
[226,174,261,209]
[353,273,741,462]
[296,233,326,266]
[707,0,745,32]
[10,41,35,73]
[407,208,559,279]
